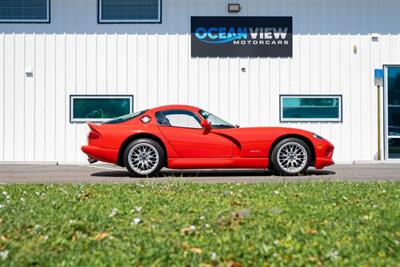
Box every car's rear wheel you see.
[124,138,164,177]
[271,138,311,176]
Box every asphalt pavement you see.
[0,163,399,183]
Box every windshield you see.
[199,110,235,129]
[103,110,148,124]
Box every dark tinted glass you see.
[103,110,147,124]
[72,98,131,121]
[0,0,48,21]
[155,111,170,126]
[387,67,400,136]
[101,0,159,21]
[281,96,341,121]
[388,138,400,159]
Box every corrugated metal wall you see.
[1,0,400,163]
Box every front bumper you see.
[81,145,119,164]
[313,140,335,169]
[315,157,335,169]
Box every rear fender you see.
[117,132,177,167]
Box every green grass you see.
[0,182,400,266]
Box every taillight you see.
[87,122,101,143]
[88,131,100,140]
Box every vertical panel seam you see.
[258,57,260,125]
[227,59,230,122]
[2,34,5,160]
[348,34,352,161]
[95,33,98,94]
[248,58,250,125]
[166,33,169,104]
[186,33,189,104]
[105,33,108,94]
[218,57,220,114]
[147,33,149,107]
[85,33,88,94]
[116,33,118,93]
[238,58,240,124]
[64,33,67,162]
[74,33,78,162]
[156,33,160,105]
[136,33,139,106]
[23,34,26,160]
[43,34,46,161]
[33,33,36,161]
[207,57,210,110]
[177,33,179,104]
[125,33,128,95]
[359,33,362,159]
[53,34,56,160]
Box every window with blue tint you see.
[0,0,49,22]
[388,138,400,159]
[70,95,133,123]
[387,67,400,137]
[99,0,161,23]
[280,95,342,122]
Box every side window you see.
[155,111,170,126]
[156,110,202,129]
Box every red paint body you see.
[81,105,334,170]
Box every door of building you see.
[384,66,400,159]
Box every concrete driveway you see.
[0,163,399,183]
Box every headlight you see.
[313,133,325,140]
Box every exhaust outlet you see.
[88,158,97,164]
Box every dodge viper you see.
[82,105,334,177]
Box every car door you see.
[156,109,233,158]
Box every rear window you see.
[103,110,148,124]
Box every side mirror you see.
[201,120,212,133]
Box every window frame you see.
[69,94,134,123]
[383,64,400,160]
[279,94,343,122]
[0,0,50,23]
[156,109,203,129]
[98,0,162,24]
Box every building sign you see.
[191,16,292,58]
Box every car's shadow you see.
[91,168,336,178]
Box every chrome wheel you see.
[127,143,160,175]
[277,142,308,174]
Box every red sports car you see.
[82,104,334,177]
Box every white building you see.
[0,0,399,164]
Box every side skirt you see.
[167,158,269,169]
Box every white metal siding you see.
[1,0,400,163]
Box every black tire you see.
[270,137,311,176]
[123,138,165,177]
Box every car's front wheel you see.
[124,138,164,177]
[271,137,311,176]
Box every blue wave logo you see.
[195,27,248,44]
